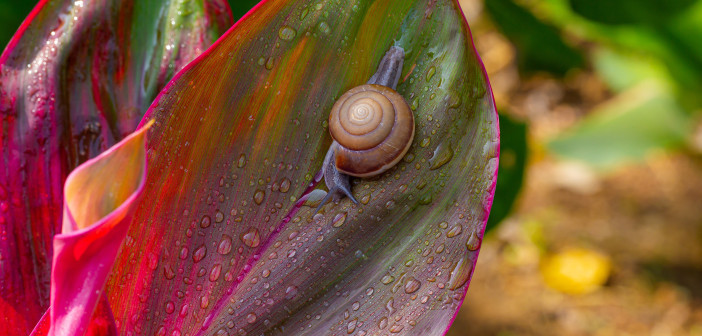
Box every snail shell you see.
[329,84,414,178]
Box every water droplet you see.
[237,154,246,168]
[193,245,207,263]
[165,301,175,314]
[466,230,481,251]
[200,215,211,228]
[218,235,232,255]
[447,224,462,238]
[381,275,395,285]
[279,178,291,193]
[389,324,404,333]
[317,21,330,35]
[426,66,436,81]
[366,287,374,296]
[240,228,261,248]
[262,269,271,278]
[215,211,224,223]
[404,277,421,294]
[265,57,274,70]
[429,142,453,170]
[411,98,419,111]
[347,318,358,334]
[200,296,209,309]
[179,247,188,260]
[300,7,309,20]
[164,265,176,280]
[447,90,462,108]
[278,26,297,41]
[285,285,298,300]
[254,190,265,205]
[332,212,347,228]
[246,313,257,324]
[448,258,474,290]
[438,221,448,229]
[360,194,371,204]
[378,317,388,329]
[420,137,431,148]
[352,302,360,310]
[210,264,222,282]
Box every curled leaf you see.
[48,121,151,335]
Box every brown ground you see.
[448,1,702,335]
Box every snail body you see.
[318,46,412,209]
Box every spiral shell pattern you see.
[329,84,414,178]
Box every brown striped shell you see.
[328,84,414,178]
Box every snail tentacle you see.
[318,46,407,211]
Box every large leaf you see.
[98,0,497,335]
[0,1,231,333]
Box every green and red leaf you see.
[101,0,497,334]
[0,1,231,333]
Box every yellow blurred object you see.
[540,248,612,295]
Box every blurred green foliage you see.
[0,1,35,51]
[486,113,528,233]
[486,0,702,171]
[485,0,584,76]
[228,0,260,20]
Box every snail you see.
[316,46,414,211]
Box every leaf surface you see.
[104,0,498,335]
[0,1,231,333]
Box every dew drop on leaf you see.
[200,215,211,228]
[210,264,222,282]
[214,210,224,223]
[278,26,296,41]
[381,275,395,285]
[426,66,436,81]
[466,230,481,251]
[193,245,207,263]
[378,317,388,329]
[404,277,421,294]
[253,190,265,205]
[240,228,261,248]
[164,265,176,280]
[218,234,232,255]
[447,224,462,238]
[285,285,298,300]
[332,212,347,228]
[317,21,330,35]
[246,313,257,324]
[448,257,473,290]
[429,141,453,170]
[279,177,291,193]
[347,318,358,334]
[165,301,175,314]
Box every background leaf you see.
[486,113,527,232]
[0,1,231,333]
[484,0,584,76]
[102,0,498,335]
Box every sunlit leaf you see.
[99,0,497,335]
[0,1,231,333]
[549,82,691,169]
